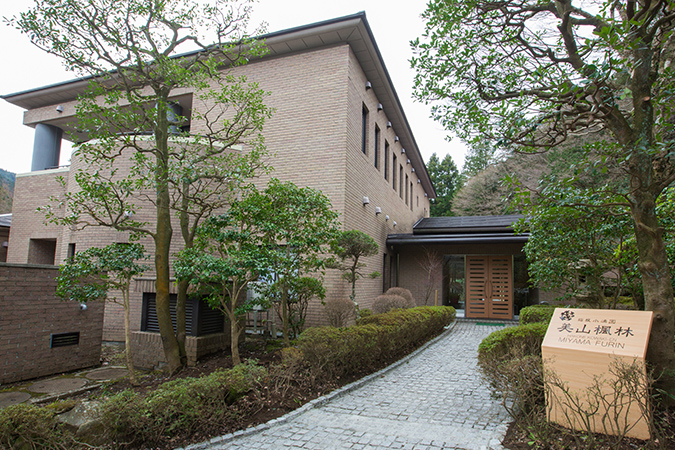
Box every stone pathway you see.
[185,320,513,450]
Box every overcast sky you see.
[0,0,466,174]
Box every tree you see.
[246,179,340,347]
[515,198,633,309]
[13,0,272,373]
[56,243,147,384]
[330,230,380,311]
[426,153,460,217]
[412,0,675,388]
[174,213,271,366]
[417,247,442,306]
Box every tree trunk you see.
[153,102,182,374]
[230,311,241,366]
[123,289,138,385]
[630,189,675,394]
[176,279,189,365]
[282,281,290,347]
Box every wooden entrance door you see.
[465,255,513,319]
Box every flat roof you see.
[2,12,436,198]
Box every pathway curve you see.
[184,321,512,450]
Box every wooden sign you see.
[542,308,653,440]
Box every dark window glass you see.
[361,104,368,154]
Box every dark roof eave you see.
[387,233,530,246]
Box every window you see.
[392,154,398,190]
[410,182,414,210]
[384,141,390,180]
[361,104,368,155]
[67,243,76,259]
[374,125,380,168]
[399,166,404,198]
[405,174,409,205]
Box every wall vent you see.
[50,332,80,348]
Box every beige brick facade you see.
[5,14,433,342]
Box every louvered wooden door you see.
[465,255,513,319]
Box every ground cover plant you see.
[0,306,455,450]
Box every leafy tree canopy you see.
[426,152,460,217]
[412,0,675,389]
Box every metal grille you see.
[142,294,224,336]
[50,332,80,348]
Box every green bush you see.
[371,294,414,314]
[101,361,267,448]
[518,304,557,325]
[478,322,548,362]
[0,403,78,450]
[297,306,455,380]
[478,323,548,417]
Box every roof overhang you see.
[387,232,530,246]
[1,12,435,197]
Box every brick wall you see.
[0,263,104,384]
[8,43,433,336]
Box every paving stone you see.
[194,320,513,450]
[0,391,31,409]
[28,377,87,394]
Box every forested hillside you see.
[0,169,15,214]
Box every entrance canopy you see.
[388,215,532,319]
[387,214,528,246]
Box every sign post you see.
[542,308,653,440]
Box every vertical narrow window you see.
[67,243,76,259]
[392,155,398,191]
[361,104,368,155]
[405,174,409,205]
[417,195,419,207]
[374,125,380,168]
[399,166,404,198]
[410,182,414,210]
[384,141,390,180]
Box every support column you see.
[31,123,62,171]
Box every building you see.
[388,215,536,320]
[2,13,437,361]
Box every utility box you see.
[542,308,653,440]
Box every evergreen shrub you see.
[100,361,267,447]
[297,306,455,380]
[518,304,557,325]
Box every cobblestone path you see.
[184,320,512,450]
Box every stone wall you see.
[0,263,104,384]
[131,331,230,370]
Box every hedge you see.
[518,304,557,325]
[297,306,455,380]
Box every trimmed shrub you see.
[385,287,415,305]
[519,304,556,325]
[478,323,548,416]
[372,294,414,314]
[323,298,356,327]
[100,361,267,448]
[297,306,455,380]
[0,403,78,450]
[478,322,548,362]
